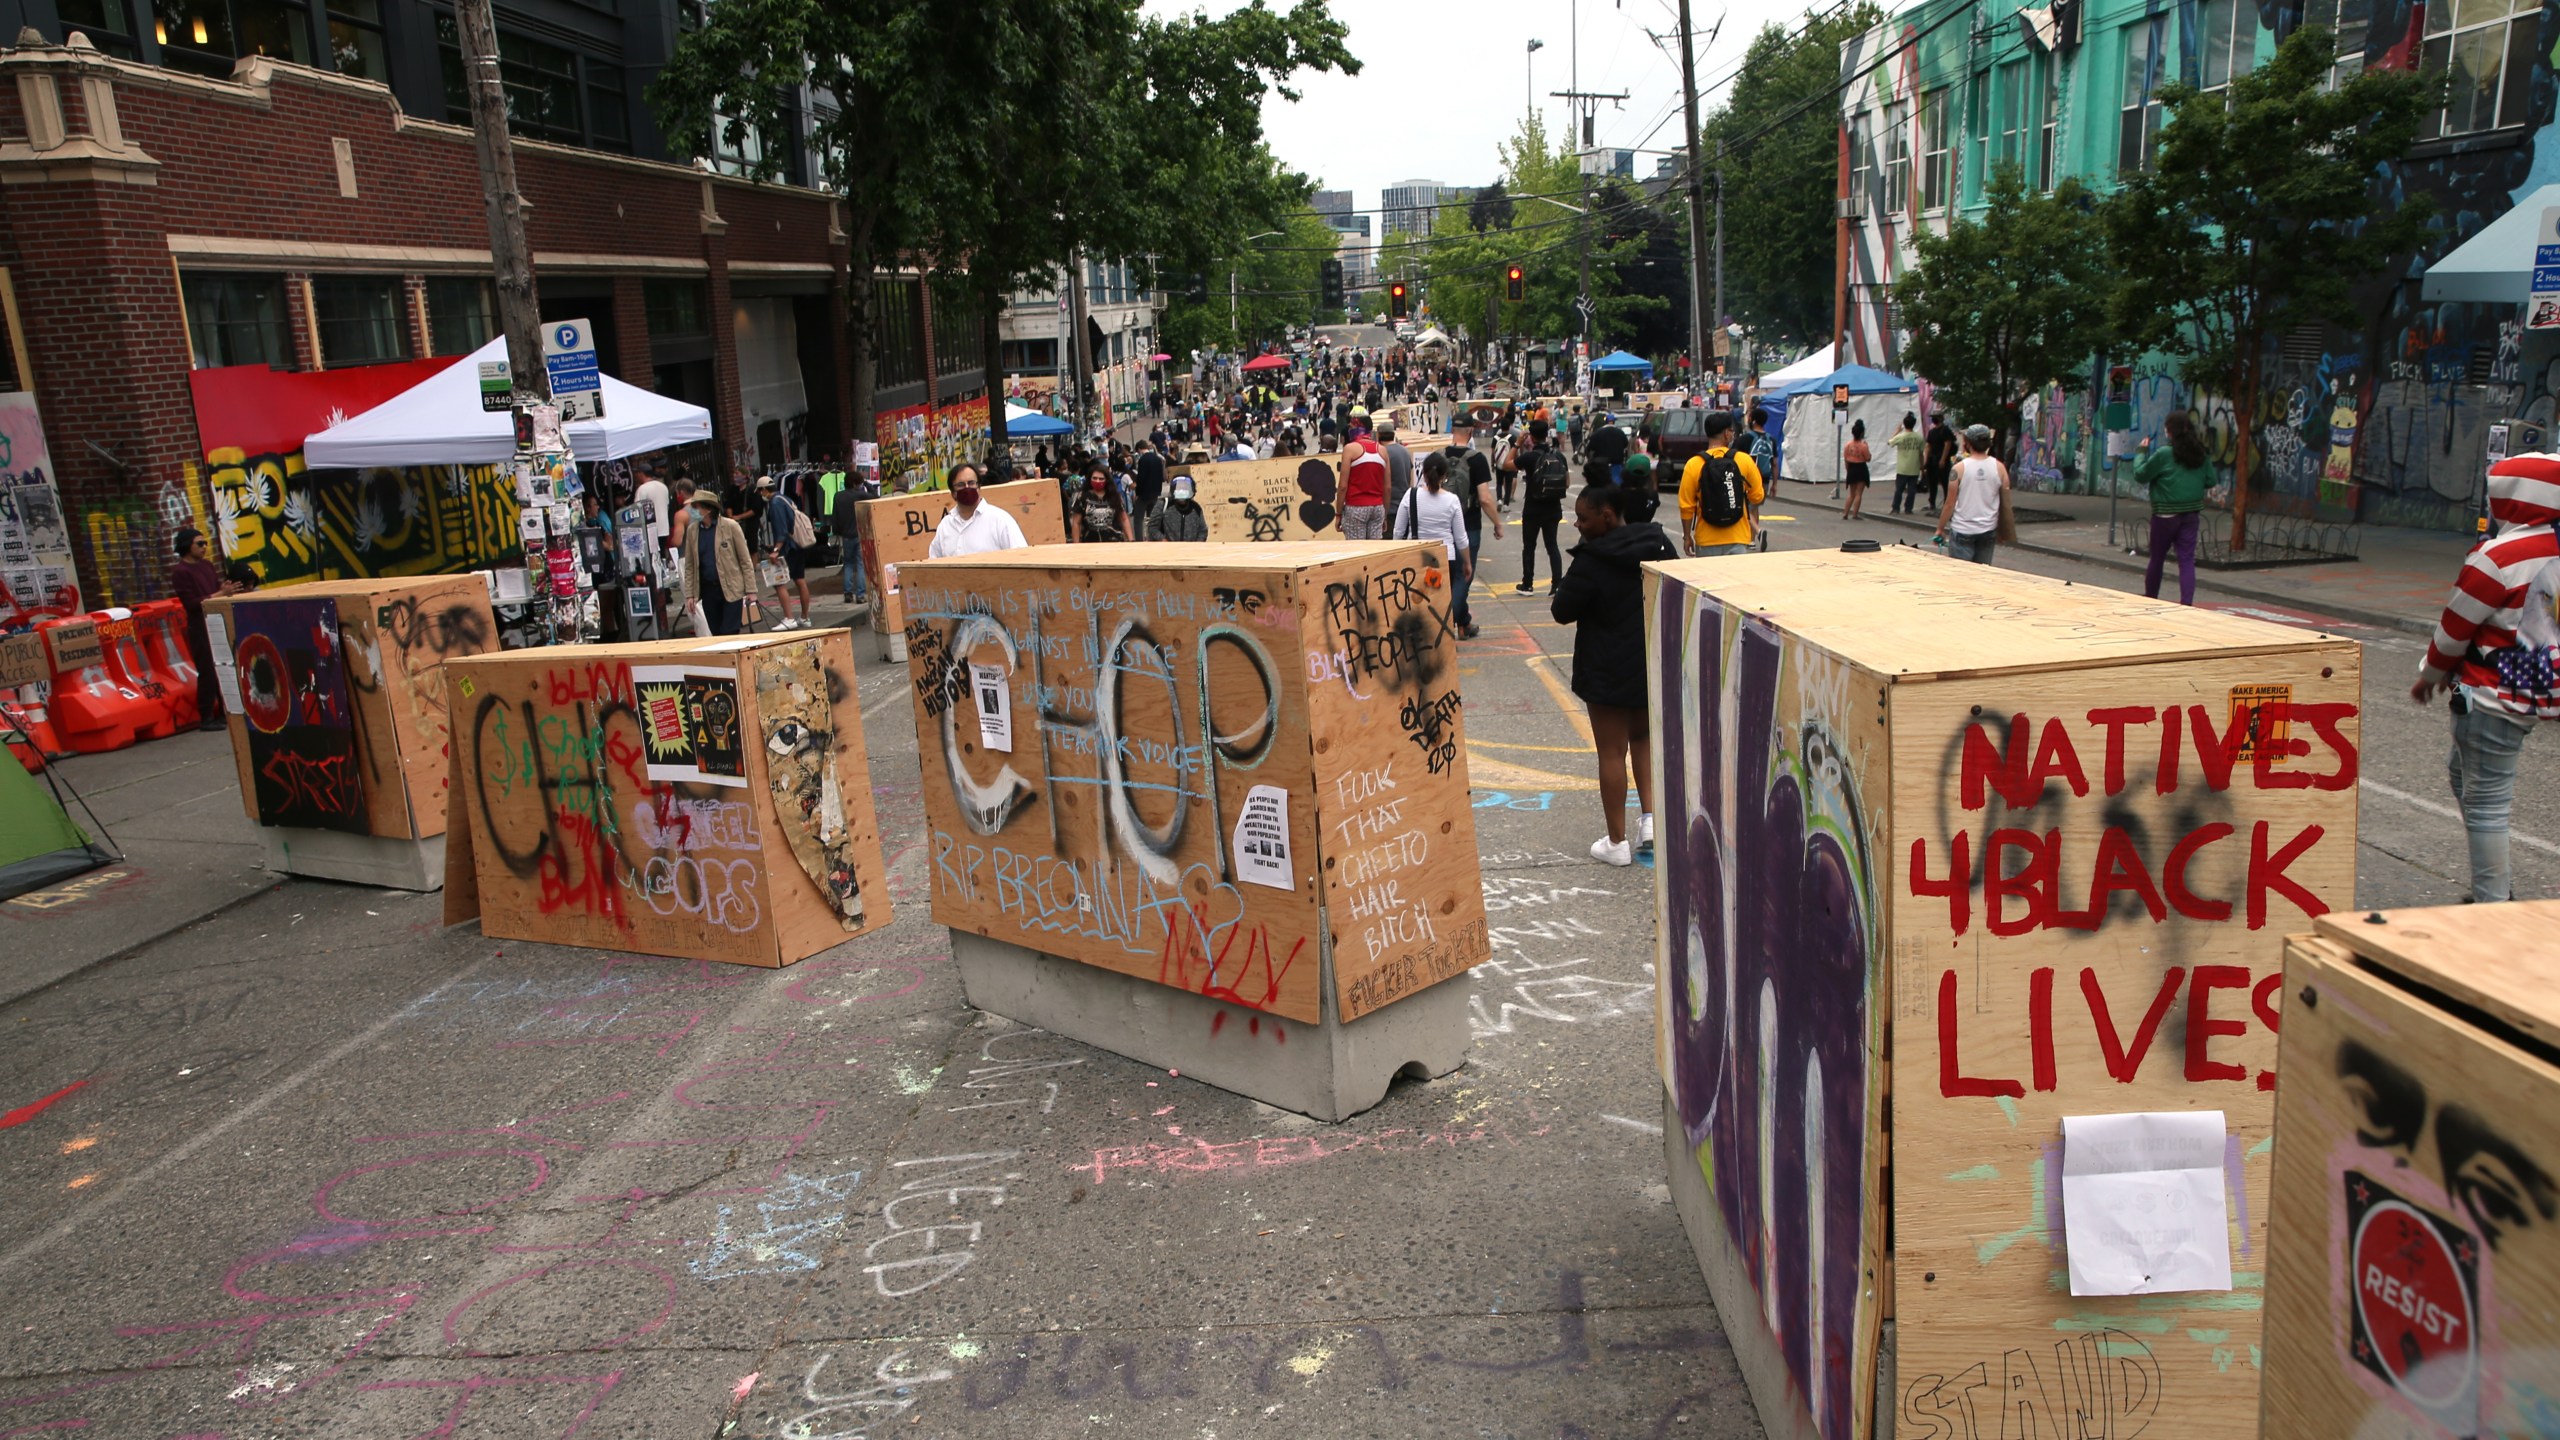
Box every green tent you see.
[0,750,117,901]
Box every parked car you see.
[1653,405,1717,474]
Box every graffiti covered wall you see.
[187,361,522,587]
[1651,574,1885,1440]
[0,391,81,629]
[874,396,989,490]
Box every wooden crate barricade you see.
[207,574,498,840]
[441,630,890,967]
[855,480,1065,642]
[1643,547,2361,1440]
[897,541,1489,1025]
[2264,902,2560,1439]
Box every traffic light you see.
[1389,282,1408,319]
[1182,272,1209,303]
[1505,265,1525,302]
[1319,259,1345,310]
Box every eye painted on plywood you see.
[2336,1037,2427,1154]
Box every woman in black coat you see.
[1552,482,1678,867]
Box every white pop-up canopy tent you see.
[302,338,713,467]
[1760,344,1836,387]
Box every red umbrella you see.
[1150,352,1173,362]
[1240,353,1294,372]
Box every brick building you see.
[0,29,871,609]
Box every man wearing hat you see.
[757,474,816,631]
[1438,414,1501,640]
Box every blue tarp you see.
[1757,393,1790,486]
[1004,410,1074,437]
[1782,362,1917,398]
[1591,350,1654,373]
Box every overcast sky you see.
[1141,0,1811,212]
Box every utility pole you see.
[1068,248,1093,442]
[454,0,544,403]
[1676,0,1710,387]
[1551,88,1626,369]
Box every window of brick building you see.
[183,272,291,369]
[645,280,709,341]
[325,0,385,80]
[436,13,601,147]
[152,0,310,76]
[58,0,139,57]
[311,275,408,366]
[871,280,924,391]
[426,277,498,356]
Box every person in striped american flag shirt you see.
[2413,450,2560,902]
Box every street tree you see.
[1421,115,1661,365]
[1157,202,1341,357]
[652,0,1351,448]
[2104,23,2436,547]
[1703,5,1882,352]
[1893,164,2113,461]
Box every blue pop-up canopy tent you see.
[1591,350,1655,373]
[1779,363,1919,484]
[1002,402,1073,438]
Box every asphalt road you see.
[0,496,2539,1439]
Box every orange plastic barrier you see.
[39,617,155,754]
[90,608,179,740]
[133,600,201,728]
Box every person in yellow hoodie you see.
[1676,411,1765,556]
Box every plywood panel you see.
[1887,643,2361,1439]
[442,635,890,966]
[1170,455,1341,543]
[1647,568,1891,1440]
[2263,931,2560,1439]
[858,480,1065,635]
[1299,545,1491,1020]
[355,576,497,837]
[745,629,888,958]
[1653,547,2339,681]
[897,550,1333,1022]
[2313,900,2560,1048]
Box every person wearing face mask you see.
[678,489,754,636]
[1151,474,1208,541]
[1075,465,1126,542]
[927,464,1029,557]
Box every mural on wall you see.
[1652,579,1881,1440]
[0,391,81,631]
[875,397,990,489]
[188,360,522,588]
[1836,0,2560,532]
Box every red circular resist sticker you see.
[2351,1196,2479,1409]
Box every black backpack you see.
[1526,443,1571,502]
[1694,451,1747,530]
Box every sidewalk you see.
[1766,477,2470,637]
[0,727,280,1007]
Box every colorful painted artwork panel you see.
[231,595,366,832]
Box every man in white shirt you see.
[633,466,672,551]
[927,465,1030,558]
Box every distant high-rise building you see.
[1579,149,1636,180]
[1312,189,1354,226]
[1381,180,1474,239]
[1654,154,1680,180]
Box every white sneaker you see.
[1590,835,1633,867]
[776,617,801,630]
[1637,813,1655,851]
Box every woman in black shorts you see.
[1841,417,1872,519]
